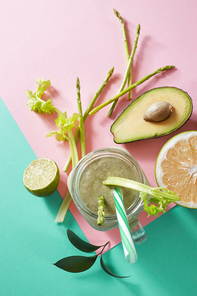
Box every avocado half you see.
[111,87,193,143]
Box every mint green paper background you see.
[0,97,196,296]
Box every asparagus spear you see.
[107,23,141,117]
[89,65,175,116]
[113,9,132,100]
[63,67,114,172]
[76,77,86,158]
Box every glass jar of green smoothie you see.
[67,147,149,244]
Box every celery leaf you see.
[35,78,51,98]
[26,78,54,114]
[47,112,79,142]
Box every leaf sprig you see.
[26,78,54,114]
[53,229,131,278]
[26,78,79,169]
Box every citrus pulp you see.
[23,158,60,197]
[155,131,197,208]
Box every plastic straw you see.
[113,188,138,263]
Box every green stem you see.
[98,241,110,256]
[108,24,140,117]
[113,9,132,100]
[84,67,114,120]
[55,190,72,223]
[63,67,114,172]
[67,129,79,169]
[150,189,180,202]
[89,65,175,116]
[103,177,150,193]
[103,177,181,202]
[55,129,78,223]
[52,106,62,116]
[53,107,79,168]
[76,77,86,158]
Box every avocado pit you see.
[143,101,173,122]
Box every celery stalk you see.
[103,177,180,216]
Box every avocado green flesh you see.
[111,87,193,143]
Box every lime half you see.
[23,158,60,197]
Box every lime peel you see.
[23,158,60,197]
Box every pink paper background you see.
[0,0,197,248]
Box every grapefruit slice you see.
[155,131,197,208]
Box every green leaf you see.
[63,113,79,130]
[100,255,131,278]
[47,113,79,143]
[149,197,160,204]
[26,78,54,115]
[26,94,55,114]
[67,229,103,253]
[35,77,51,98]
[46,130,68,142]
[55,113,67,128]
[54,255,97,273]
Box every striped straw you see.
[113,188,138,263]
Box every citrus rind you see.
[155,131,197,209]
[23,158,60,197]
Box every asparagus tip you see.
[76,77,80,89]
[137,23,141,34]
[113,8,123,21]
[161,65,175,71]
[108,67,114,77]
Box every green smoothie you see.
[79,156,138,215]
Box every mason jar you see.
[67,147,149,244]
